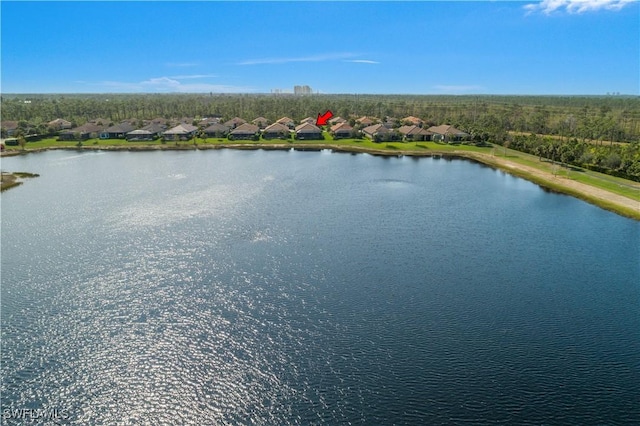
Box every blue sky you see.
[1,1,638,95]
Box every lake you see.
[1,149,639,424]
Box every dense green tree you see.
[2,93,639,179]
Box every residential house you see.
[141,122,167,138]
[1,121,18,137]
[329,116,347,125]
[224,117,246,129]
[330,122,354,139]
[252,117,269,128]
[356,116,377,127]
[177,117,196,125]
[427,125,469,142]
[203,123,230,138]
[163,123,198,141]
[126,130,155,141]
[57,129,76,141]
[58,123,105,141]
[276,117,295,129]
[262,123,290,139]
[147,117,169,126]
[199,117,221,128]
[402,116,424,127]
[398,125,433,141]
[300,117,316,125]
[362,123,397,142]
[384,117,400,128]
[100,123,136,139]
[294,123,323,140]
[229,123,259,140]
[47,118,72,130]
[88,118,112,127]
[120,118,140,127]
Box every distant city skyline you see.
[1,1,638,95]
[294,86,313,95]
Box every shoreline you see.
[1,171,40,192]
[2,143,639,220]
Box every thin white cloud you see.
[344,60,380,64]
[524,0,637,14]
[168,74,218,80]
[238,52,357,65]
[433,85,485,93]
[97,76,252,93]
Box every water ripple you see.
[2,150,638,425]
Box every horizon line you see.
[2,92,638,97]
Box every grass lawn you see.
[491,146,640,202]
[4,138,155,149]
[1,171,39,192]
[8,135,492,153]
[6,135,639,205]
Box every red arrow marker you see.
[316,110,334,126]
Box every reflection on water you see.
[1,150,639,424]
[109,183,260,228]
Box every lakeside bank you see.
[2,143,639,220]
[1,171,39,191]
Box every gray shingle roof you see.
[362,124,390,135]
[224,117,247,127]
[294,122,321,133]
[204,123,230,133]
[276,117,294,124]
[230,123,259,134]
[427,125,468,136]
[263,123,290,133]
[142,123,166,133]
[398,125,432,136]
[104,123,136,134]
[164,124,198,135]
[330,122,353,132]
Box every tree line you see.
[503,134,640,182]
[3,93,639,142]
[2,93,639,180]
